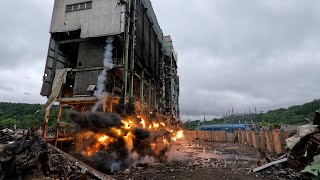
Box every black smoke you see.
[68,111,122,132]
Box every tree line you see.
[1,99,320,130]
[0,102,69,129]
[184,99,320,130]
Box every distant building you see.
[199,124,246,133]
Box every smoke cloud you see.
[92,36,114,112]
[69,111,122,132]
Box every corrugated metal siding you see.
[164,36,173,56]
[150,29,156,76]
[155,41,160,77]
[40,37,67,96]
[143,13,150,68]
[135,0,144,61]
[141,0,163,43]
[134,0,164,77]
[50,0,125,38]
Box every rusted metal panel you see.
[50,0,125,38]
[272,129,282,154]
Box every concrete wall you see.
[184,130,295,154]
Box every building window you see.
[66,1,92,13]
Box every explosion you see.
[69,103,183,174]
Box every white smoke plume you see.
[92,36,114,112]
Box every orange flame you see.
[171,130,184,142]
[153,122,160,129]
[82,112,184,158]
[140,119,146,128]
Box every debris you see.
[48,144,114,180]
[0,127,113,180]
[253,158,288,172]
[301,155,320,177]
[313,110,320,125]
[0,128,50,179]
[0,128,15,144]
[136,163,151,168]
[285,124,319,150]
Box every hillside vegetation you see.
[1,99,320,130]
[0,102,66,129]
[184,99,320,130]
[0,102,44,129]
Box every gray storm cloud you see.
[1,0,320,120]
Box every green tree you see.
[0,118,17,128]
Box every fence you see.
[184,130,294,154]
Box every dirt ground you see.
[1,139,299,180]
[113,141,278,180]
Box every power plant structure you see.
[40,0,180,142]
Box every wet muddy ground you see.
[113,141,277,180]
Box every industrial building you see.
[199,124,246,133]
[40,0,179,141]
[199,124,260,132]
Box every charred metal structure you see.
[164,36,179,120]
[40,0,179,142]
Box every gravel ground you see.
[113,141,278,180]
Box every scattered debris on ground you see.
[0,128,15,144]
[4,110,320,180]
[113,142,274,180]
[0,127,113,180]
[252,110,320,179]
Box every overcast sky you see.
[0,0,320,121]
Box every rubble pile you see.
[0,127,108,180]
[254,157,300,180]
[0,128,15,144]
[285,110,320,178]
[253,110,320,179]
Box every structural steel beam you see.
[122,0,132,104]
[58,38,88,45]
[148,79,152,114]
[140,71,144,101]
[129,0,137,103]
[71,67,104,72]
